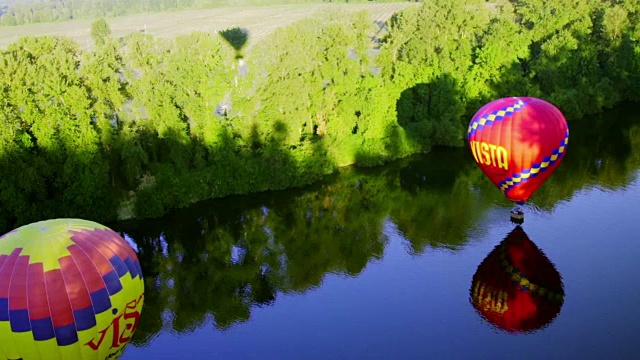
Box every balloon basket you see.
[510,209,524,224]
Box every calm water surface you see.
[114,104,640,359]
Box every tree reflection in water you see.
[112,147,489,345]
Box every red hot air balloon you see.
[470,226,564,333]
[467,97,569,203]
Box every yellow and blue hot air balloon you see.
[0,219,144,360]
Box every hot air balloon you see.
[467,97,568,220]
[470,226,564,333]
[0,219,144,360]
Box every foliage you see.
[1,0,640,230]
[0,36,116,229]
[91,17,111,47]
[246,10,384,166]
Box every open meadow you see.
[0,2,418,49]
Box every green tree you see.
[379,0,491,150]
[465,1,531,110]
[247,10,386,166]
[80,38,133,188]
[0,13,17,25]
[91,17,111,47]
[0,36,116,228]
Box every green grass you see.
[0,2,418,50]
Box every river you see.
[114,102,640,359]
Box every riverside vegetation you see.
[0,0,639,232]
[115,100,640,340]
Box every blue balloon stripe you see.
[135,261,143,280]
[55,323,79,346]
[73,306,97,331]
[90,288,112,314]
[0,297,8,321]
[124,257,140,279]
[102,270,123,296]
[9,308,30,332]
[31,317,56,341]
[498,131,569,194]
[498,152,566,190]
[109,255,129,278]
[467,98,526,138]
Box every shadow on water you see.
[113,173,388,343]
[470,225,565,334]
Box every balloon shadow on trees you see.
[396,74,465,154]
[219,27,249,59]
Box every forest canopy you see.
[0,0,639,232]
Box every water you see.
[114,103,640,359]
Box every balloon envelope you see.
[470,226,564,333]
[467,97,569,203]
[0,219,144,360]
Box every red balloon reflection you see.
[470,226,564,333]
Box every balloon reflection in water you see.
[470,226,564,333]
[0,219,144,360]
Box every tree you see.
[91,17,111,46]
[0,36,116,227]
[248,10,381,166]
[379,0,490,150]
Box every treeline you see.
[1,0,640,231]
[113,104,640,340]
[0,0,401,26]
[0,0,196,25]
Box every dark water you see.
[114,103,640,359]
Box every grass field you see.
[0,2,419,50]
